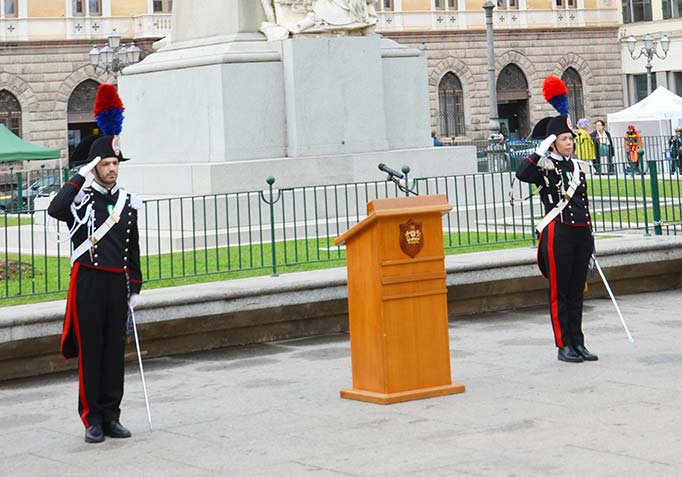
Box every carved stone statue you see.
[260,0,378,40]
[260,0,290,40]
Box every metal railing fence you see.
[476,134,682,174]
[1,153,681,301]
[0,167,67,214]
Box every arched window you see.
[68,80,100,121]
[438,72,465,137]
[0,90,22,137]
[496,64,531,138]
[68,80,101,154]
[561,68,584,121]
[496,64,528,96]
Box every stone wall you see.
[385,27,624,140]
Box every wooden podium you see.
[335,195,465,404]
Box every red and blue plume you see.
[93,84,124,136]
[542,76,569,116]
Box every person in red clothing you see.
[624,124,642,176]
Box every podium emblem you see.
[400,219,423,258]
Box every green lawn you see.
[1,216,33,227]
[588,175,682,200]
[521,175,681,202]
[592,204,682,229]
[1,231,535,307]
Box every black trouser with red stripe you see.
[539,221,593,348]
[73,266,128,427]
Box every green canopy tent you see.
[0,123,61,162]
[1,124,62,212]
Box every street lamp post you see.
[626,33,670,96]
[483,1,500,137]
[89,31,142,80]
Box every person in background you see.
[432,129,444,147]
[668,128,682,174]
[574,118,595,165]
[590,119,615,175]
[500,122,509,140]
[624,124,642,176]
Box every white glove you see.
[535,134,557,157]
[537,156,556,171]
[128,293,139,310]
[78,156,101,178]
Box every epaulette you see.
[129,192,143,210]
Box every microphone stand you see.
[386,174,419,197]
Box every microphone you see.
[378,163,404,179]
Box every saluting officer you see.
[516,116,598,363]
[515,76,598,364]
[48,85,143,443]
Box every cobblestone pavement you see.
[1,290,681,476]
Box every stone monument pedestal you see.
[117,2,476,195]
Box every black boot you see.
[558,345,584,363]
[575,344,599,361]
[84,424,105,443]
[103,420,132,438]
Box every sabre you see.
[129,305,153,431]
[592,254,634,343]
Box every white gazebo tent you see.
[607,86,682,139]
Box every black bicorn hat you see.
[545,115,574,138]
[69,134,101,168]
[530,117,552,140]
[91,135,128,162]
[69,134,130,167]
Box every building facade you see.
[618,0,682,105]
[0,0,170,173]
[1,0,631,171]
[376,0,624,140]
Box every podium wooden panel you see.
[335,195,465,404]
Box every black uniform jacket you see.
[516,152,592,228]
[48,173,143,287]
[48,174,143,358]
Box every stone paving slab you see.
[1,289,681,476]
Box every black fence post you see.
[648,159,662,236]
[260,176,282,277]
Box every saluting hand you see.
[535,134,556,158]
[78,156,102,178]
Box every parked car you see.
[17,176,60,210]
